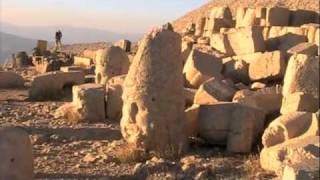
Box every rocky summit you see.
[0,1,319,179]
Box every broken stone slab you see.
[260,136,319,176]
[280,92,319,114]
[227,26,266,56]
[55,83,106,123]
[74,56,94,68]
[120,28,187,157]
[0,71,24,88]
[262,112,319,148]
[233,86,282,115]
[106,75,126,122]
[0,127,33,180]
[248,51,286,82]
[185,104,200,137]
[183,49,223,88]
[29,71,85,100]
[198,102,265,153]
[95,46,129,85]
[194,77,236,105]
[287,42,318,56]
[282,54,319,99]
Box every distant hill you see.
[173,0,320,32]
[0,22,143,44]
[0,32,37,64]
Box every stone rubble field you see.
[0,2,319,180]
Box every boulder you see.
[260,136,319,175]
[55,83,105,123]
[198,102,265,153]
[248,51,286,81]
[194,77,236,105]
[29,71,85,100]
[0,71,24,88]
[95,46,129,85]
[283,54,319,99]
[262,112,319,148]
[183,49,223,88]
[227,27,266,56]
[0,127,33,180]
[233,86,282,115]
[287,42,318,56]
[120,28,187,157]
[106,75,126,121]
[281,92,319,114]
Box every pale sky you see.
[0,0,208,33]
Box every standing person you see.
[55,30,62,51]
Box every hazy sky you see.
[1,0,208,33]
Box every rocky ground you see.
[0,67,276,179]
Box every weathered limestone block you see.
[280,92,319,114]
[265,7,290,26]
[236,8,259,27]
[227,27,266,55]
[56,83,105,123]
[195,17,206,37]
[0,71,24,88]
[106,75,126,121]
[74,56,93,68]
[204,7,233,36]
[0,127,33,180]
[233,86,283,115]
[183,49,223,88]
[37,40,47,55]
[210,33,233,56]
[262,112,319,148]
[260,136,319,175]
[198,103,265,153]
[302,24,319,44]
[287,42,318,56]
[283,54,319,99]
[249,51,286,81]
[185,104,200,137]
[114,39,131,52]
[120,28,187,156]
[29,71,85,100]
[95,46,129,85]
[194,77,236,105]
[223,59,249,84]
[290,10,318,26]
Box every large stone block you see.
[106,75,126,122]
[223,59,250,84]
[262,112,319,148]
[283,54,319,99]
[29,71,85,100]
[233,86,283,115]
[290,10,318,26]
[120,28,187,157]
[210,33,233,56]
[95,46,129,85]
[73,56,93,68]
[236,8,260,28]
[114,39,131,52]
[265,7,290,26]
[260,136,319,175]
[0,127,33,180]
[227,27,266,55]
[55,83,105,123]
[287,42,318,56]
[194,77,236,105]
[280,92,319,114]
[36,40,47,55]
[0,71,24,88]
[249,51,286,81]
[198,102,265,153]
[183,49,223,88]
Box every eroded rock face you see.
[0,71,24,88]
[120,28,187,157]
[95,46,129,85]
[0,127,33,180]
[282,54,319,99]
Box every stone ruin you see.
[0,4,319,180]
